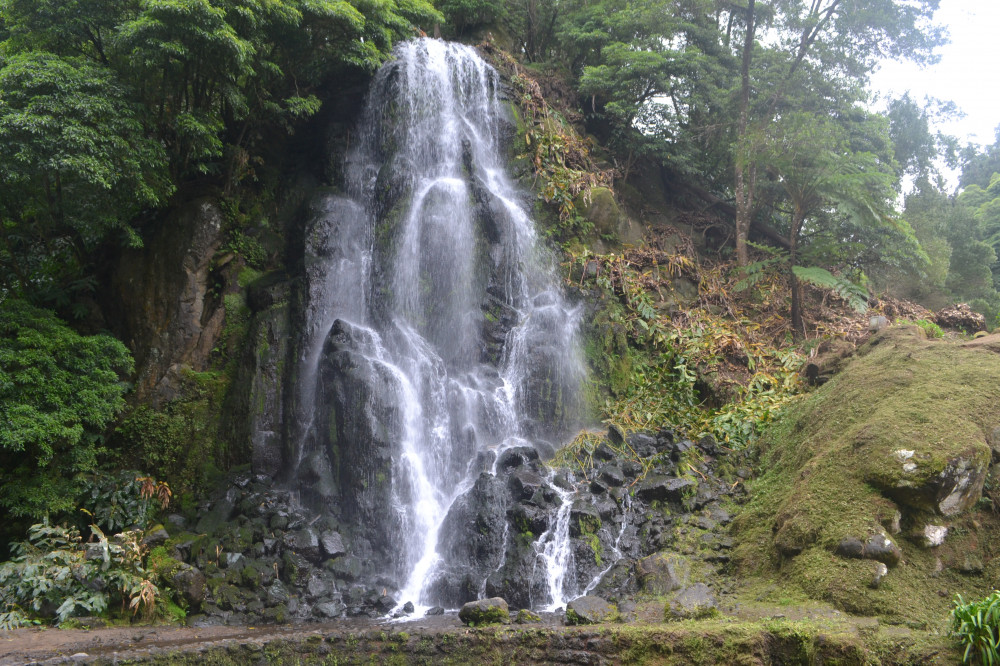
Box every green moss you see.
[732,326,1000,625]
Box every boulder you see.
[168,563,207,609]
[458,597,509,625]
[667,583,717,620]
[515,609,542,624]
[566,596,616,625]
[834,532,903,568]
[875,448,989,517]
[320,531,347,559]
[987,426,1000,463]
[636,476,695,503]
[636,553,690,595]
[496,446,539,471]
[314,600,346,618]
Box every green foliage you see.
[79,471,162,534]
[0,520,157,627]
[791,266,868,314]
[573,251,803,450]
[113,372,229,493]
[0,300,133,520]
[438,0,503,35]
[951,592,1000,665]
[500,65,613,243]
[0,52,172,301]
[898,318,943,339]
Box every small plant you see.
[0,520,160,627]
[950,591,1000,664]
[896,318,944,339]
[916,318,944,338]
[79,471,170,533]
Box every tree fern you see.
[792,265,868,313]
[733,244,788,292]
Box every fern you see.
[733,255,788,291]
[792,265,868,313]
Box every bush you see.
[899,318,944,338]
[951,592,1000,664]
[0,300,133,520]
[0,521,157,628]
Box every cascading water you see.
[293,38,586,610]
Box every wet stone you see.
[626,433,657,457]
[496,446,540,471]
[320,531,346,559]
[375,595,396,615]
[566,596,616,625]
[314,600,346,618]
[599,465,625,487]
[636,476,695,503]
[668,583,717,619]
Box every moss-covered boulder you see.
[459,598,509,626]
[574,187,643,249]
[566,595,616,625]
[636,552,690,595]
[734,325,1000,619]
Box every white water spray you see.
[294,39,585,610]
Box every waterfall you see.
[293,39,585,610]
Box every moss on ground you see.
[108,617,958,665]
[732,325,1000,627]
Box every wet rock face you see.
[434,427,739,612]
[176,427,742,624]
[111,198,227,406]
[313,319,403,575]
[164,474,402,626]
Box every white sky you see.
[871,0,1000,147]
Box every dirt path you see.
[0,616,465,665]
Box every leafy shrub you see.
[0,521,157,628]
[951,592,1000,665]
[79,471,171,534]
[0,300,133,520]
[898,318,944,338]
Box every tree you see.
[732,0,944,265]
[886,93,959,183]
[570,0,735,177]
[438,0,504,36]
[0,300,133,520]
[0,52,172,304]
[761,110,902,334]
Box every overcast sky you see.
[871,0,999,147]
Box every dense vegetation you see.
[1,0,999,631]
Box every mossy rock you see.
[458,597,509,626]
[566,595,617,625]
[515,609,542,624]
[733,325,1000,622]
[573,187,643,249]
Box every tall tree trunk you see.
[734,0,756,266]
[789,205,805,338]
